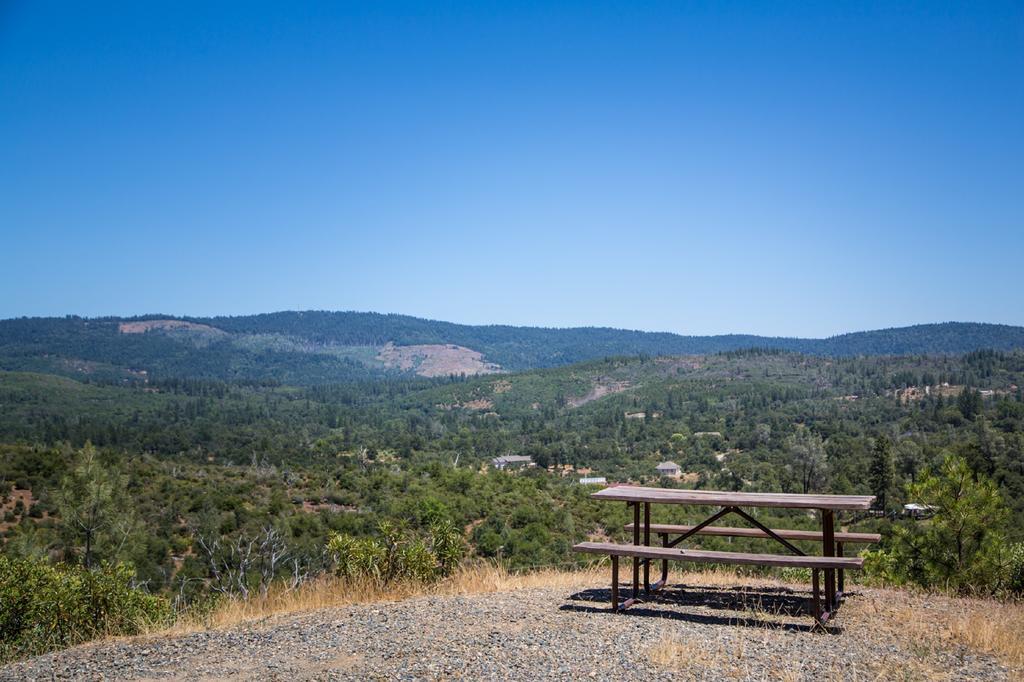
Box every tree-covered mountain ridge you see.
[2,311,1024,384]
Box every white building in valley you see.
[491,455,535,470]
[655,461,681,478]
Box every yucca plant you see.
[326,517,466,586]
[430,519,465,577]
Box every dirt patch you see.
[0,488,46,534]
[492,380,512,394]
[897,382,974,403]
[437,398,495,411]
[715,449,741,463]
[376,343,501,378]
[300,500,359,515]
[57,358,103,374]
[567,380,631,408]
[170,547,196,576]
[119,320,226,335]
[655,356,703,371]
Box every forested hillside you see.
[2,347,1023,597]
[2,311,1024,384]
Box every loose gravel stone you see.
[0,582,1014,680]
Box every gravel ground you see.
[1,580,1014,681]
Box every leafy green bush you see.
[429,519,464,577]
[0,556,170,663]
[327,519,465,585]
[1006,543,1024,594]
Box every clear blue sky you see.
[2,1,1022,337]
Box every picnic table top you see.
[590,485,875,511]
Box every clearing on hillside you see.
[567,379,631,408]
[118,320,226,335]
[376,342,501,377]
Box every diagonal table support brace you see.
[664,506,736,548]
[661,506,807,556]
[731,507,806,556]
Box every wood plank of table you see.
[591,485,874,510]
[622,523,881,543]
[573,541,865,569]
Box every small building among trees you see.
[655,461,681,478]
[902,502,935,519]
[491,455,534,470]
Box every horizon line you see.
[2,309,1021,342]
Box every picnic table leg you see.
[837,541,845,595]
[822,509,836,611]
[611,555,619,612]
[660,532,669,587]
[632,502,640,599]
[643,502,651,592]
[811,568,821,623]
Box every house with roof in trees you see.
[655,461,681,478]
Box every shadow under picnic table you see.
[561,583,849,634]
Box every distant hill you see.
[1,311,1023,384]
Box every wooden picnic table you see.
[581,485,876,624]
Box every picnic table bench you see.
[572,486,878,625]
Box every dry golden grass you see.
[167,562,612,634]
[843,585,1024,675]
[647,631,740,676]
[166,563,783,635]
[945,598,1024,668]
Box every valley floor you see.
[2,573,1020,681]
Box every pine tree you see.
[884,455,1008,592]
[958,386,983,420]
[869,435,895,510]
[55,443,139,569]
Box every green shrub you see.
[429,519,464,577]
[328,532,385,581]
[398,537,436,581]
[327,518,465,585]
[1006,543,1024,594]
[864,455,1015,594]
[0,556,171,663]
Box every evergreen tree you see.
[55,444,139,569]
[877,455,1009,592]
[895,438,923,483]
[869,435,895,510]
[958,386,983,420]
